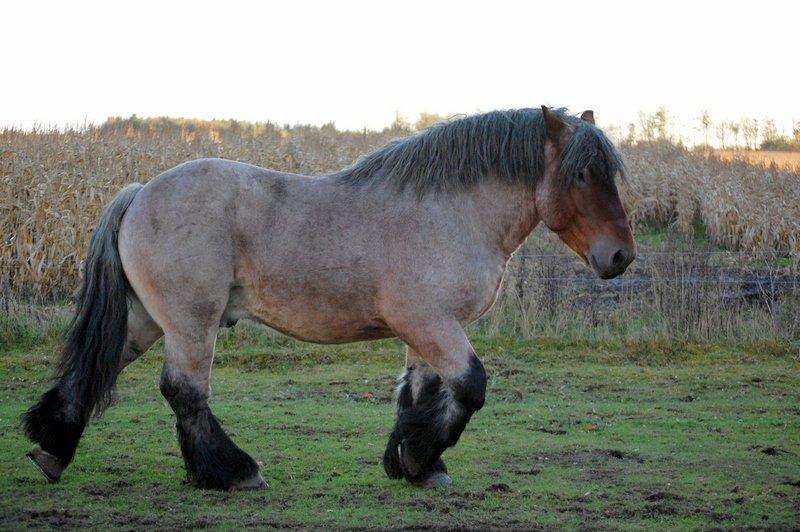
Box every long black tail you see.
[22,183,143,466]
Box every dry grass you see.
[709,148,800,171]
[2,119,799,300]
[481,247,799,345]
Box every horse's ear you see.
[541,106,566,144]
[580,110,595,125]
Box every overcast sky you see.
[2,0,796,136]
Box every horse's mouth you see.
[589,253,616,280]
[589,252,631,280]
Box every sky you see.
[1,0,797,138]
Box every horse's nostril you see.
[611,249,625,268]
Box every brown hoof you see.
[230,471,268,491]
[410,472,453,489]
[27,444,64,483]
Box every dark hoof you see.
[27,444,63,483]
[230,471,268,491]
[410,471,453,489]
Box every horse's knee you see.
[159,370,208,420]
[385,354,487,479]
[451,354,487,414]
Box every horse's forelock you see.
[558,121,626,187]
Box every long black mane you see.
[334,108,625,195]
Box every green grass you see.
[633,223,723,251]
[1,332,799,530]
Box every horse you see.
[23,106,635,491]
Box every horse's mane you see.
[333,108,625,195]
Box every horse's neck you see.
[324,176,539,258]
[461,180,540,257]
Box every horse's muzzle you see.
[589,236,635,279]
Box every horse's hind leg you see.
[26,294,162,482]
[159,329,265,491]
[383,319,487,488]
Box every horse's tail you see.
[23,183,143,477]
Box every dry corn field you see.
[1,118,799,301]
[710,148,800,171]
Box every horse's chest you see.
[450,261,507,324]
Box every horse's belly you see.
[239,285,393,344]
[253,311,394,344]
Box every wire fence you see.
[1,249,798,298]
[475,247,799,343]
[2,249,799,344]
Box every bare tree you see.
[699,110,712,146]
[638,111,654,141]
[729,122,741,149]
[626,122,636,143]
[715,121,728,149]
[741,118,759,150]
[761,118,779,146]
[654,107,669,139]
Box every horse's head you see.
[535,106,635,279]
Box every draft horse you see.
[24,106,634,490]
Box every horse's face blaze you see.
[537,126,635,280]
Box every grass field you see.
[1,331,798,530]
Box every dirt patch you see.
[438,490,489,511]
[271,424,364,437]
[761,447,792,456]
[524,448,646,482]
[583,383,607,392]
[533,427,567,435]
[643,491,685,502]
[511,466,542,476]
[202,491,234,503]
[20,509,90,529]
[486,483,511,493]
[111,512,161,528]
[81,479,132,498]
[556,449,645,465]
[609,502,680,518]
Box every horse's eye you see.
[576,171,586,183]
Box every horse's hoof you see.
[410,472,453,489]
[231,471,268,491]
[27,444,63,483]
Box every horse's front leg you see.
[383,320,487,487]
